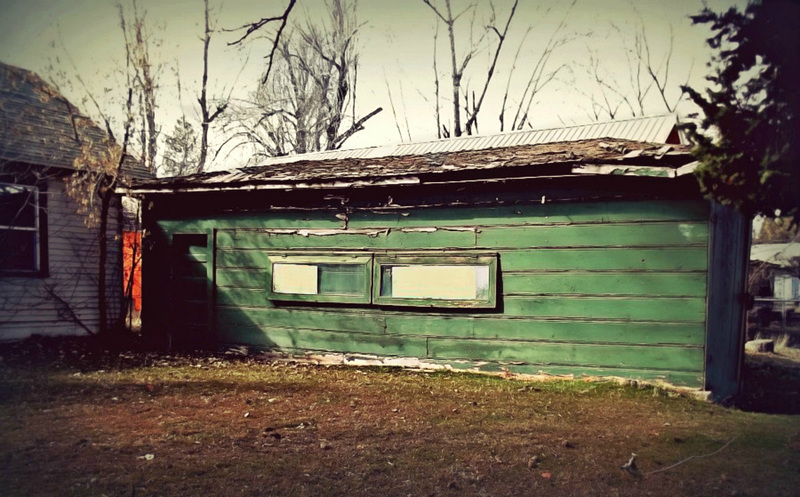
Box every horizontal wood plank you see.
[502,272,707,297]
[428,338,704,372]
[472,318,705,345]
[499,247,708,271]
[503,364,703,387]
[216,268,267,288]
[216,229,476,250]
[348,200,709,228]
[216,287,271,307]
[478,222,708,248]
[216,250,272,269]
[502,296,706,322]
[384,315,474,337]
[218,325,427,357]
[159,212,343,233]
[216,307,385,334]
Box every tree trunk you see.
[198,0,211,173]
[97,179,112,335]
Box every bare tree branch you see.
[332,106,383,149]
[463,0,518,135]
[384,71,407,142]
[227,0,297,84]
[197,0,227,173]
[219,0,373,161]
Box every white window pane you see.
[391,265,478,300]
[273,263,318,294]
[475,266,490,299]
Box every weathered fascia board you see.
[242,228,389,237]
[119,176,421,195]
[226,227,477,237]
[572,162,697,178]
[123,161,696,195]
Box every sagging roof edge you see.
[121,161,698,196]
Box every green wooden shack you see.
[131,116,750,400]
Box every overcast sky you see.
[0,0,747,169]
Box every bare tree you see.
[462,0,518,135]
[582,10,691,120]
[118,0,159,173]
[220,0,381,161]
[422,0,574,136]
[197,0,226,173]
[499,2,575,131]
[422,0,488,137]
[64,90,134,336]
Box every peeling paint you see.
[255,228,390,237]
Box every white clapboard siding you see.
[0,180,123,340]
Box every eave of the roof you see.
[129,138,695,195]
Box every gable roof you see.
[131,137,697,194]
[0,61,151,183]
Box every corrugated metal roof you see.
[751,243,800,267]
[256,114,681,167]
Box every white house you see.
[0,62,149,340]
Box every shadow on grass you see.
[6,336,800,415]
[735,353,800,415]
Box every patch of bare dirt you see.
[1,336,799,497]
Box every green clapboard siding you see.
[154,197,714,388]
[503,364,703,387]
[216,250,272,269]
[216,268,266,288]
[428,338,704,372]
[217,229,476,249]
[347,200,709,228]
[499,247,708,271]
[472,318,705,345]
[478,222,708,248]
[218,325,427,357]
[217,287,271,308]
[159,212,343,233]
[217,307,385,334]
[384,315,475,337]
[502,272,707,297]
[502,296,706,322]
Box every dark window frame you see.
[372,253,498,309]
[0,179,48,277]
[265,253,373,304]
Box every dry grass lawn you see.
[0,338,799,497]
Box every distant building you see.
[750,243,800,326]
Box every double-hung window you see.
[0,182,42,275]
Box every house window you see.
[0,182,42,274]
[373,254,498,308]
[267,254,373,304]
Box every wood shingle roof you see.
[0,61,151,183]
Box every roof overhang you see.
[125,138,697,196]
